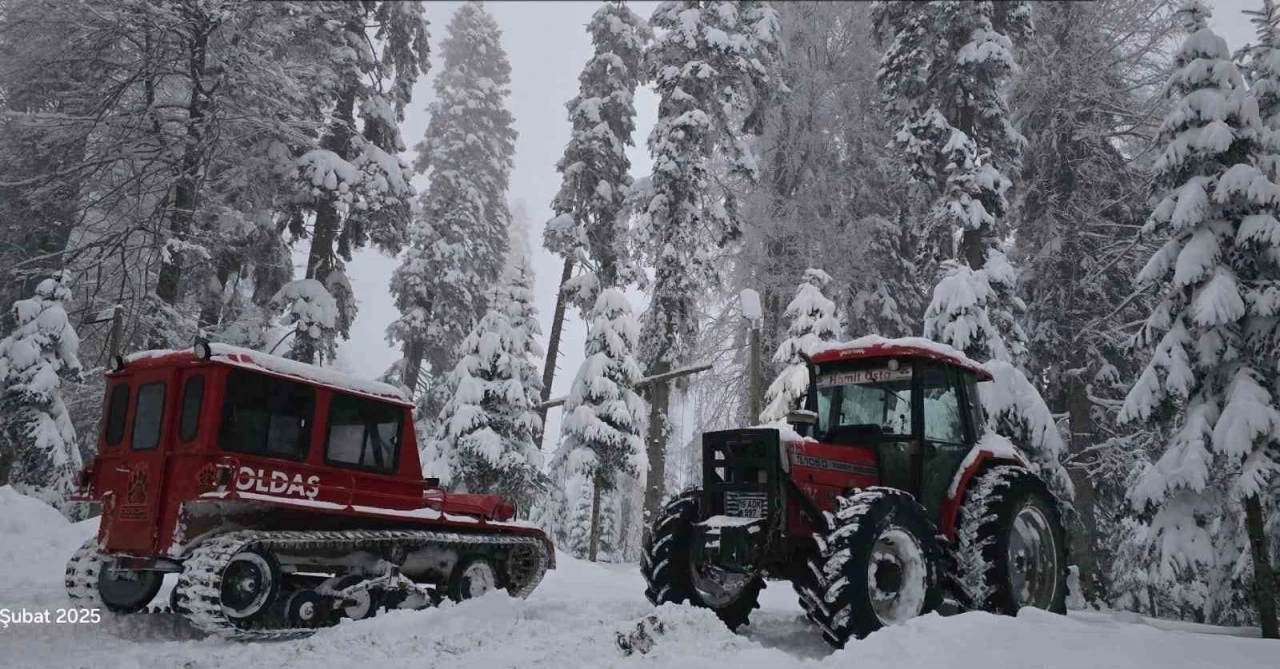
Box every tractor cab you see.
[794,339,992,519]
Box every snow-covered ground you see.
[0,486,1271,669]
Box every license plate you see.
[724,492,768,519]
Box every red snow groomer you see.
[65,342,553,639]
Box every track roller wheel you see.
[220,546,280,623]
[328,575,381,620]
[447,555,501,601]
[283,589,330,628]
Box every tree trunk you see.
[1064,377,1100,602]
[641,362,671,545]
[959,227,986,272]
[537,258,574,441]
[402,337,426,394]
[156,24,212,310]
[587,473,603,562]
[1243,493,1279,638]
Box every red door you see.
[98,366,175,553]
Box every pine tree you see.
[760,269,842,422]
[872,0,1031,363]
[1119,1,1279,634]
[559,288,647,560]
[545,0,650,312]
[390,1,517,397]
[1010,0,1177,602]
[280,1,428,363]
[565,481,594,558]
[422,267,547,509]
[638,0,782,532]
[0,272,83,514]
[541,2,651,430]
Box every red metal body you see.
[778,339,1014,543]
[73,348,548,561]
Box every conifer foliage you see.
[1119,1,1280,633]
[638,0,782,528]
[760,269,842,422]
[558,288,648,559]
[391,1,518,395]
[545,1,650,311]
[423,261,547,509]
[0,272,83,514]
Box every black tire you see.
[446,555,503,602]
[98,567,163,614]
[952,466,1068,616]
[799,488,943,648]
[640,488,764,631]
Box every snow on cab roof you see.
[123,344,411,405]
[811,335,991,380]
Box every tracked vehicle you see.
[65,342,553,639]
[640,336,1067,647]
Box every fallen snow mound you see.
[0,487,1270,669]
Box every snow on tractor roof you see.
[123,343,411,405]
[811,335,992,381]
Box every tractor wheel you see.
[800,488,943,648]
[640,488,764,631]
[952,466,1068,616]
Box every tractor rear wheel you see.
[952,466,1067,615]
[640,489,764,630]
[800,488,942,648]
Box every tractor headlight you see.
[194,339,212,361]
[109,355,126,373]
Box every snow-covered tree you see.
[564,482,594,558]
[638,0,782,529]
[390,1,517,396]
[1119,1,1279,633]
[760,269,842,422]
[541,2,650,426]
[1010,0,1178,601]
[422,264,546,509]
[0,272,83,514]
[281,1,428,364]
[558,288,647,560]
[545,1,650,311]
[873,0,1031,363]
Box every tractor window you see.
[921,367,964,444]
[964,372,986,440]
[815,365,913,439]
[103,383,130,446]
[179,375,205,442]
[131,382,167,451]
[218,369,315,461]
[324,392,402,474]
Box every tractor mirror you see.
[786,409,818,436]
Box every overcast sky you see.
[328,0,1259,455]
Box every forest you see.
[1,0,1278,636]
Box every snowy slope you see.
[0,487,1271,669]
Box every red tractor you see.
[65,342,554,639]
[640,336,1067,648]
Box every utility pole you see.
[740,289,762,423]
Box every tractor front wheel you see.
[952,466,1068,615]
[640,489,764,630]
[800,488,943,648]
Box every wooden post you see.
[747,325,761,423]
[107,305,125,359]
